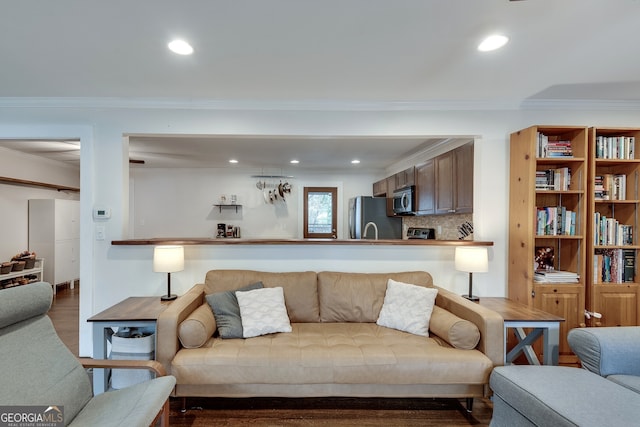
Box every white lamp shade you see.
[455,246,488,273]
[153,245,184,273]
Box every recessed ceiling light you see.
[229,159,238,164]
[290,159,300,164]
[478,34,509,52]
[351,159,361,164]
[168,39,194,55]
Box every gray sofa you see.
[489,327,640,427]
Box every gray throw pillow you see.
[205,281,264,338]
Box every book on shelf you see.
[595,136,635,160]
[592,213,633,246]
[534,269,579,283]
[536,168,571,191]
[594,174,626,201]
[536,206,576,236]
[536,132,574,159]
[593,248,636,284]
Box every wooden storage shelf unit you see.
[509,125,588,363]
[587,127,640,327]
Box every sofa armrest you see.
[568,327,640,377]
[434,286,504,367]
[156,284,205,374]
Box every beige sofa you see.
[157,270,503,404]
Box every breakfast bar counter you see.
[112,238,493,247]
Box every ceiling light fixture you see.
[290,160,299,164]
[351,159,361,164]
[229,159,238,164]
[478,34,509,52]
[168,39,194,55]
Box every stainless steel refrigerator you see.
[348,196,402,239]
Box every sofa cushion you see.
[178,304,216,348]
[490,365,640,427]
[205,270,319,322]
[376,279,437,337]
[317,271,434,323]
[607,374,640,394]
[206,281,264,338]
[429,306,480,350]
[171,322,493,386]
[237,287,292,338]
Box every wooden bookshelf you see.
[586,127,640,327]
[509,125,588,364]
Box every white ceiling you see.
[1,0,639,169]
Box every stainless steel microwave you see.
[392,185,416,215]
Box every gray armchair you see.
[568,326,640,393]
[0,282,176,426]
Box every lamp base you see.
[462,294,480,302]
[161,294,177,301]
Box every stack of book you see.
[536,168,571,191]
[536,206,577,236]
[594,136,635,159]
[534,270,579,283]
[594,174,626,201]
[536,132,573,158]
[593,248,635,283]
[593,213,633,246]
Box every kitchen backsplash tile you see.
[403,214,473,240]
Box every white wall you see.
[131,167,376,239]
[2,103,640,356]
[0,147,79,261]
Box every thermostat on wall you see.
[93,207,111,220]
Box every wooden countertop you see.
[111,238,494,247]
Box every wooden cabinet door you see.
[415,160,435,215]
[592,284,639,326]
[435,151,455,214]
[385,176,396,217]
[454,143,473,213]
[533,284,584,362]
[372,178,387,197]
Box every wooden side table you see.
[478,297,565,366]
[87,297,171,394]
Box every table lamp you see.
[455,246,488,302]
[153,245,184,301]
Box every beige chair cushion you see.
[178,304,216,348]
[429,306,480,350]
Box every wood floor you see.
[49,286,493,426]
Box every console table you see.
[479,297,565,366]
[87,296,171,394]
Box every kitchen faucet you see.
[363,222,379,240]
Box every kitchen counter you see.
[111,238,493,246]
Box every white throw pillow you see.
[376,279,438,337]
[236,287,292,338]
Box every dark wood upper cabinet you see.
[415,159,435,215]
[372,141,473,217]
[435,142,473,214]
[453,142,474,214]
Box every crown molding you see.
[1,97,639,112]
[0,97,521,112]
[521,99,640,111]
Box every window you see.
[304,187,337,238]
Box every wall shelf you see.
[213,204,242,213]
